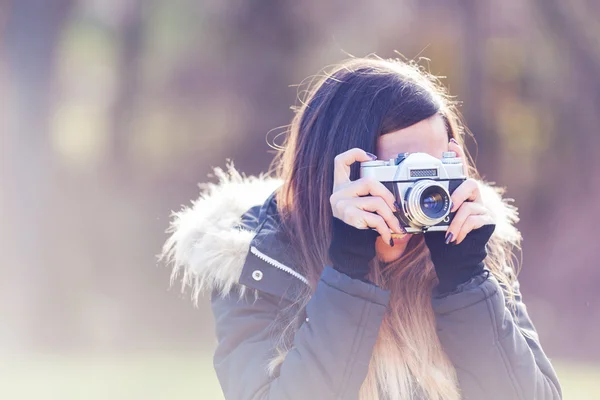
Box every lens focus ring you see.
[405,180,451,227]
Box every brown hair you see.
[268,56,519,400]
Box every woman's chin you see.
[375,234,411,263]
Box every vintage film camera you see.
[360,152,466,233]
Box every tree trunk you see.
[109,0,144,180]
[0,0,74,351]
[219,0,303,174]
[460,0,498,176]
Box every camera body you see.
[360,152,466,233]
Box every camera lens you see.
[405,180,451,228]
[420,187,448,219]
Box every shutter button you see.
[252,270,263,281]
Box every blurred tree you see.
[1,0,75,350]
[216,0,305,175]
[460,0,499,176]
[535,0,600,184]
[529,0,600,359]
[110,0,144,178]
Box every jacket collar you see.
[237,189,310,303]
[160,164,308,305]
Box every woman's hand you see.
[328,148,403,283]
[424,139,496,293]
[330,148,404,246]
[444,140,495,245]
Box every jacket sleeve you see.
[210,266,391,400]
[432,272,562,400]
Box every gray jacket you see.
[162,165,562,400]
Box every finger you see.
[453,214,495,244]
[333,148,377,189]
[346,196,403,234]
[345,208,391,244]
[362,212,392,244]
[330,176,397,214]
[448,139,466,159]
[450,178,481,212]
[448,139,469,178]
[346,176,397,211]
[446,202,488,241]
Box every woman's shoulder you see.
[477,180,521,245]
[160,163,283,305]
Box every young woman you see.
[162,57,562,400]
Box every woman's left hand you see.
[424,139,497,293]
[444,140,495,245]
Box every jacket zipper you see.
[250,246,310,286]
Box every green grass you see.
[1,354,598,399]
[2,353,223,400]
[554,361,600,400]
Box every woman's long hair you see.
[268,56,520,400]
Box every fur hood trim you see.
[160,162,521,304]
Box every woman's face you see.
[374,114,450,263]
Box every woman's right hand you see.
[330,148,404,246]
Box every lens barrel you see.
[405,180,451,227]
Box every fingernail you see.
[393,201,401,212]
[389,238,395,247]
[450,138,459,145]
[366,152,377,160]
[445,232,454,245]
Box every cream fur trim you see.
[159,162,282,305]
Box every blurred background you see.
[1,0,600,399]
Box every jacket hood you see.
[160,162,521,305]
